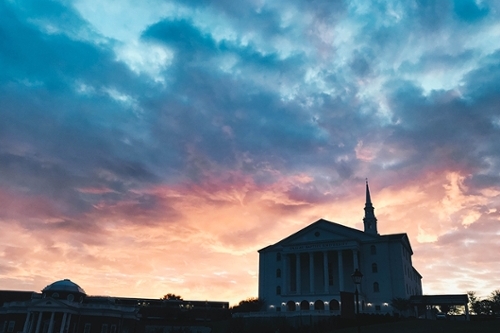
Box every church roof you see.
[258,218,378,252]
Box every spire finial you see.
[365,179,372,205]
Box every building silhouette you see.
[258,181,423,315]
[0,279,229,333]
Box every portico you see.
[281,247,360,296]
[22,310,74,333]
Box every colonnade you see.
[282,249,359,295]
[23,311,73,333]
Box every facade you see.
[0,280,229,333]
[258,182,423,315]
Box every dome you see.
[42,279,86,295]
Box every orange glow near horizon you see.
[1,170,499,305]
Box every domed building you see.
[0,279,139,333]
[0,279,229,333]
[41,279,86,303]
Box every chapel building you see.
[258,181,423,314]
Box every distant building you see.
[258,181,423,315]
[0,279,229,333]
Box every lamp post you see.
[351,269,363,333]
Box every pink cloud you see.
[1,170,499,304]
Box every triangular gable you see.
[29,297,76,310]
[259,219,376,252]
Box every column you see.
[59,313,68,333]
[337,251,344,292]
[23,312,32,333]
[465,301,470,321]
[353,250,359,270]
[296,253,301,294]
[47,312,55,333]
[35,312,43,333]
[64,314,72,333]
[323,251,329,293]
[283,254,288,295]
[29,312,37,333]
[309,252,314,294]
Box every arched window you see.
[300,300,309,310]
[314,300,324,310]
[276,269,281,278]
[373,282,380,293]
[277,252,281,261]
[329,299,340,311]
[276,286,281,295]
[286,301,296,311]
[370,245,376,255]
[372,263,378,273]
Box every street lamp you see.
[351,269,363,333]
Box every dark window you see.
[372,263,378,273]
[277,253,281,261]
[83,324,91,333]
[373,282,379,293]
[276,307,281,312]
[110,326,116,333]
[370,245,376,255]
[328,262,333,285]
[375,305,381,311]
[276,269,281,278]
[7,321,15,333]
[101,325,108,333]
[314,300,325,310]
[276,286,281,295]
[329,299,340,311]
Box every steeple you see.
[363,179,378,234]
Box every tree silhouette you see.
[467,290,500,316]
[390,297,411,316]
[161,293,183,300]
[231,297,265,313]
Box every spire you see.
[363,179,378,235]
[365,178,372,205]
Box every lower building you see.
[0,279,229,333]
[258,181,423,315]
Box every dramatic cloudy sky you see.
[1,0,500,305]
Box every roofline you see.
[258,218,373,252]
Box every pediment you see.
[283,224,352,246]
[260,219,376,252]
[29,297,74,309]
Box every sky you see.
[1,0,500,306]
